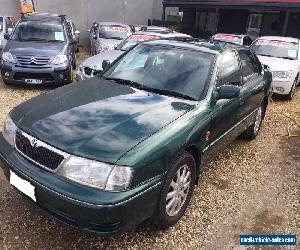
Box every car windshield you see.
[11,21,65,42]
[116,34,159,51]
[99,25,130,40]
[251,39,299,60]
[0,17,3,33]
[103,44,215,100]
[213,34,242,45]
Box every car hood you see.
[83,50,124,70]
[100,38,123,50]
[257,55,299,71]
[4,40,66,57]
[12,78,196,164]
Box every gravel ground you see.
[0,52,299,249]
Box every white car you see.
[77,32,191,81]
[251,36,299,100]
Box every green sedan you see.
[0,40,272,235]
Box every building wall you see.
[2,0,163,45]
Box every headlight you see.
[2,52,16,64]
[56,156,133,192]
[96,44,109,53]
[52,54,68,65]
[272,71,293,79]
[3,115,17,147]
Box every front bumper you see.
[1,62,72,86]
[0,134,162,235]
[271,78,294,95]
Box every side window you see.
[217,51,241,87]
[6,17,14,31]
[65,22,73,39]
[238,50,261,83]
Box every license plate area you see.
[25,79,43,84]
[10,170,36,202]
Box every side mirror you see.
[217,85,240,100]
[93,34,97,40]
[75,30,80,36]
[4,33,10,40]
[7,28,13,35]
[262,64,270,71]
[102,60,111,70]
[70,38,77,45]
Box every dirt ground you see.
[0,53,299,249]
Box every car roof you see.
[20,13,65,22]
[97,22,129,27]
[257,36,299,43]
[143,39,243,55]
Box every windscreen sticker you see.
[256,39,293,48]
[214,34,240,42]
[130,35,158,42]
[54,32,64,41]
[104,26,129,32]
[288,49,297,58]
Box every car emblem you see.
[30,138,38,147]
[29,57,38,65]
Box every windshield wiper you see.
[143,87,197,101]
[22,37,48,42]
[47,39,65,43]
[109,37,124,40]
[105,77,197,101]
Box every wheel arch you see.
[185,145,202,184]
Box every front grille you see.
[14,72,54,81]
[15,130,66,171]
[84,67,102,76]
[16,56,51,66]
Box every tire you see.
[242,104,264,140]
[72,54,77,70]
[152,151,196,229]
[286,77,297,101]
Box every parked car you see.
[77,31,192,81]
[0,40,272,235]
[212,33,253,46]
[89,22,132,56]
[1,13,79,86]
[251,36,300,100]
[0,15,15,57]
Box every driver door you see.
[203,50,242,163]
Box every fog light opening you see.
[275,87,285,93]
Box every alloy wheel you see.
[165,165,192,217]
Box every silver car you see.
[0,15,15,56]
[89,22,132,56]
[77,31,192,81]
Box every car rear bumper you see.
[0,134,162,235]
[1,63,72,86]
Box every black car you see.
[1,13,79,86]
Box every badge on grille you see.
[30,138,38,147]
